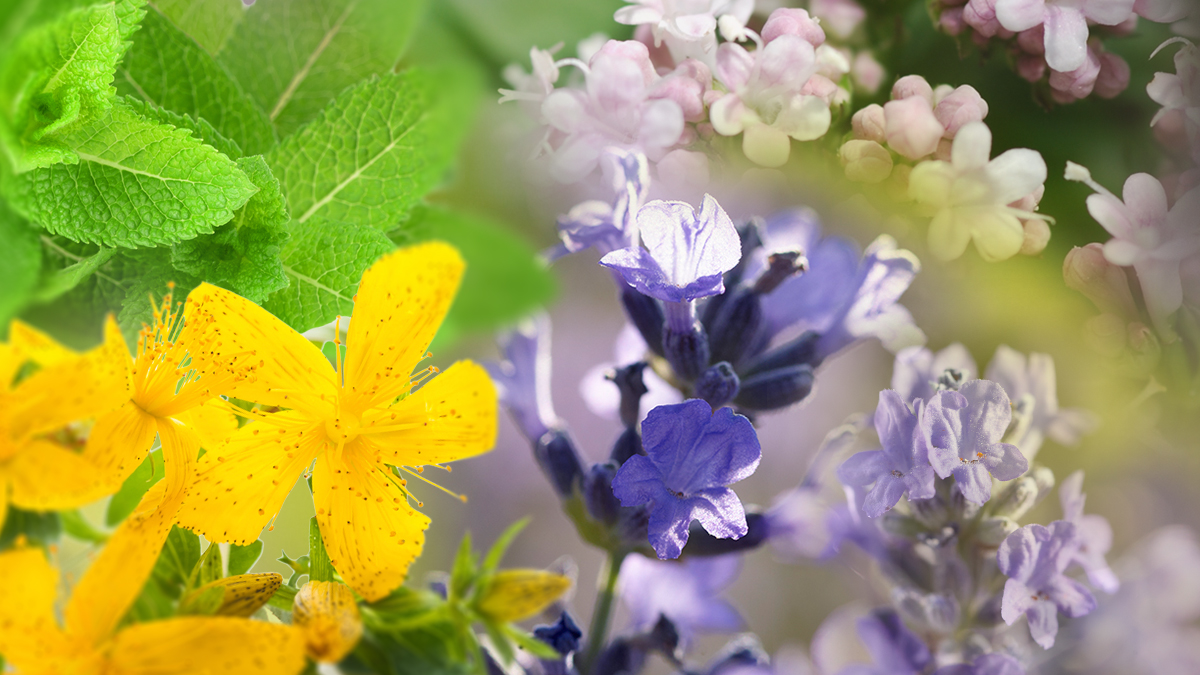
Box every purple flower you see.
[984,345,1096,461]
[891,343,978,405]
[612,399,761,559]
[933,653,1026,675]
[994,0,1135,72]
[485,314,559,442]
[581,323,682,424]
[836,609,931,675]
[998,521,1098,649]
[922,380,1029,505]
[837,390,936,518]
[554,149,651,261]
[1059,471,1119,593]
[617,552,744,645]
[601,194,742,304]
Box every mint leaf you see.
[20,235,128,345]
[0,3,122,171]
[117,7,274,155]
[266,70,466,231]
[0,203,42,324]
[218,0,427,136]
[123,95,243,158]
[3,96,257,248]
[261,217,393,330]
[115,247,197,337]
[394,206,556,345]
[153,0,242,55]
[170,155,289,302]
[30,243,115,303]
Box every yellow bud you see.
[292,580,363,663]
[476,570,571,623]
[179,572,283,617]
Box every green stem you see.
[581,550,627,675]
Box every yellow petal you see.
[292,580,364,663]
[109,616,307,675]
[7,319,76,366]
[64,421,198,647]
[177,412,324,546]
[83,400,159,493]
[180,573,284,617]
[177,398,240,450]
[0,483,7,532]
[476,569,572,623]
[342,242,464,410]
[362,360,497,467]
[312,453,430,602]
[0,546,72,668]
[182,283,337,416]
[7,439,110,511]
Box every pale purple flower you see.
[994,0,1136,72]
[614,0,754,66]
[612,399,761,559]
[984,345,1096,460]
[1066,163,1200,330]
[710,34,832,167]
[998,521,1098,649]
[1147,41,1200,164]
[891,343,978,404]
[485,314,560,442]
[909,121,1048,262]
[835,609,931,675]
[837,391,936,518]
[884,96,944,160]
[760,8,828,45]
[553,149,650,260]
[1134,0,1190,23]
[811,0,868,39]
[617,552,744,644]
[922,380,1029,505]
[601,194,741,304]
[932,654,1026,675]
[580,323,683,423]
[1059,471,1119,593]
[500,46,562,107]
[933,85,990,138]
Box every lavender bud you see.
[881,511,926,538]
[751,251,807,295]
[610,426,644,465]
[989,477,1038,520]
[706,635,770,675]
[682,510,769,556]
[935,367,967,391]
[734,364,815,410]
[534,612,584,655]
[707,288,763,366]
[694,362,740,409]
[910,494,950,529]
[609,362,649,428]
[583,462,622,525]
[663,321,710,381]
[742,331,820,376]
[536,429,585,497]
[976,517,1019,546]
[621,286,665,356]
[643,614,680,658]
[593,638,646,675]
[1031,466,1055,503]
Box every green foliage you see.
[260,217,393,331]
[106,449,163,525]
[0,203,42,324]
[395,206,556,346]
[218,0,427,136]
[30,244,114,304]
[229,539,264,575]
[124,96,243,158]
[117,6,274,155]
[3,96,257,248]
[266,70,467,231]
[0,507,61,550]
[171,155,289,302]
[152,525,202,598]
[308,515,334,583]
[60,509,109,543]
[153,0,242,55]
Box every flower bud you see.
[293,580,364,663]
[1048,47,1101,99]
[742,331,820,376]
[963,0,1001,36]
[990,477,1039,520]
[1020,218,1051,256]
[1084,313,1128,357]
[1016,54,1047,82]
[1031,466,1056,503]
[536,429,586,497]
[880,511,927,538]
[534,612,583,656]
[811,0,868,38]
[1017,25,1045,54]
[477,569,572,622]
[611,426,644,465]
[976,517,1019,546]
[891,74,934,104]
[1095,51,1130,99]
[840,139,894,182]
[178,572,283,617]
[884,97,943,159]
[621,286,664,356]
[852,52,886,94]
[663,319,711,381]
[609,362,650,428]
[695,362,741,409]
[1063,243,1139,317]
[584,461,622,525]
[761,8,826,46]
[682,510,770,555]
[939,6,967,35]
[707,289,764,366]
[595,639,646,675]
[734,364,815,410]
[934,85,989,138]
[851,103,887,142]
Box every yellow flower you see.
[0,486,306,675]
[292,580,363,663]
[176,242,498,601]
[0,318,129,530]
[476,569,572,623]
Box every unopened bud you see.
[977,517,1019,546]
[621,286,665,356]
[742,330,820,376]
[583,461,622,525]
[178,573,283,617]
[761,8,826,46]
[734,364,814,410]
[536,429,585,497]
[1031,466,1056,503]
[1063,243,1138,317]
[990,477,1038,520]
[934,85,988,138]
[293,581,364,663]
[707,289,764,366]
[880,511,926,538]
[1020,218,1051,256]
[1095,51,1130,99]
[477,569,572,623]
[891,74,933,103]
[695,362,741,409]
[840,139,893,183]
[884,97,943,160]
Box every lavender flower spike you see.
[837,609,931,675]
[485,313,560,442]
[554,149,651,260]
[612,399,762,559]
[933,653,1026,675]
[838,390,936,518]
[923,380,1029,505]
[617,552,744,647]
[601,194,742,304]
[998,521,1098,649]
[1059,471,1119,593]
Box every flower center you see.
[324,413,362,446]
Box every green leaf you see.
[394,206,555,345]
[309,516,334,583]
[481,619,514,666]
[123,95,242,158]
[505,624,559,660]
[479,518,527,580]
[363,586,445,632]
[178,583,225,616]
[0,3,123,171]
[267,583,298,612]
[3,96,258,248]
[190,541,224,590]
[228,539,264,576]
[0,203,42,324]
[117,7,274,155]
[260,217,393,331]
[153,0,243,54]
[19,236,129,345]
[105,449,161,525]
[266,69,467,231]
[151,525,201,597]
[170,155,289,302]
[448,531,476,603]
[114,247,197,340]
[124,571,176,623]
[60,508,109,543]
[0,507,61,550]
[219,0,427,136]
[30,244,115,303]
[370,620,475,675]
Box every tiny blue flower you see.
[838,390,936,518]
[612,399,761,559]
[998,521,1098,649]
[601,195,742,303]
[922,380,1029,505]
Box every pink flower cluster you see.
[1149,40,1200,171]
